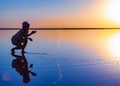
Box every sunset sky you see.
[0,0,120,28]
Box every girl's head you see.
[22,21,30,33]
[22,21,30,29]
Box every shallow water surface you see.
[0,30,120,86]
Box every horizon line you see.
[0,28,120,30]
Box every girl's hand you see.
[31,31,37,34]
[28,31,37,37]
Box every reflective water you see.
[0,30,120,86]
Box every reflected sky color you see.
[0,29,120,57]
[0,0,118,28]
[1,30,120,86]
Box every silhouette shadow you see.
[11,51,37,83]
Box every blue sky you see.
[0,0,103,28]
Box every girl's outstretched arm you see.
[28,31,37,37]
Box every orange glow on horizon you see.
[33,0,120,28]
[1,0,120,28]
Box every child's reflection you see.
[11,52,37,83]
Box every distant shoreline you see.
[0,28,120,30]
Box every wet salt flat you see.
[1,30,120,86]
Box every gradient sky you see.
[0,0,118,28]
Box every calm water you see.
[0,30,120,86]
